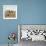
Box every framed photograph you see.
[3,5,17,19]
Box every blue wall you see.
[0,0,18,44]
[0,0,46,44]
[20,0,46,24]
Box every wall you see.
[0,0,19,44]
[0,0,46,44]
[20,0,46,24]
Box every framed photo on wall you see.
[3,5,17,19]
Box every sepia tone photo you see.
[3,5,17,19]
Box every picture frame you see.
[3,5,17,19]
